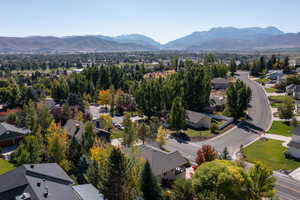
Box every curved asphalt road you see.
[165,71,300,199]
[165,71,272,160]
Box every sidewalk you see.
[263,133,291,147]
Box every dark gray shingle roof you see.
[73,184,104,200]
[139,144,187,176]
[0,163,80,200]
[186,110,209,124]
[292,126,300,136]
[0,122,30,136]
[294,85,300,92]
[288,141,300,149]
[211,78,229,84]
[64,119,85,141]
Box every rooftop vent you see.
[15,193,31,200]
[30,164,34,169]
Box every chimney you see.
[43,179,48,198]
[75,123,80,135]
[44,186,48,198]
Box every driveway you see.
[165,71,272,160]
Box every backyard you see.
[267,121,293,137]
[243,139,300,170]
[0,159,15,175]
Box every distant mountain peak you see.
[164,26,285,50]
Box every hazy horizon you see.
[1,0,300,43]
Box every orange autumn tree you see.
[97,89,110,105]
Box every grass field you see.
[255,78,271,84]
[0,159,15,175]
[184,128,213,137]
[265,87,279,93]
[111,128,124,139]
[268,95,294,108]
[243,139,300,170]
[267,121,292,137]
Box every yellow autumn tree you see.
[97,89,110,105]
[90,144,113,167]
[156,126,167,148]
[46,121,70,171]
[100,114,113,130]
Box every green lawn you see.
[0,159,15,174]
[256,78,271,84]
[268,95,294,108]
[267,121,292,137]
[243,139,300,170]
[111,128,124,139]
[184,128,214,137]
[265,87,279,93]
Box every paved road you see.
[274,172,300,200]
[165,71,272,160]
[164,71,300,200]
[237,71,272,130]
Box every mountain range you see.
[1,27,300,53]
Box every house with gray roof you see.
[72,184,104,200]
[186,110,211,129]
[0,163,103,200]
[211,78,230,90]
[288,126,300,159]
[0,122,30,147]
[285,84,300,113]
[64,119,111,143]
[139,144,188,182]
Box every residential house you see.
[286,85,300,113]
[288,126,300,159]
[286,84,296,95]
[64,119,111,143]
[0,122,30,147]
[72,184,104,200]
[0,163,103,200]
[186,110,211,129]
[87,105,108,121]
[139,144,188,182]
[265,70,284,83]
[293,85,300,100]
[211,78,230,90]
[209,94,226,111]
[44,97,58,111]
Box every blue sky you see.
[1,0,299,43]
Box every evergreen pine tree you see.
[81,121,95,154]
[139,161,162,200]
[103,148,129,200]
